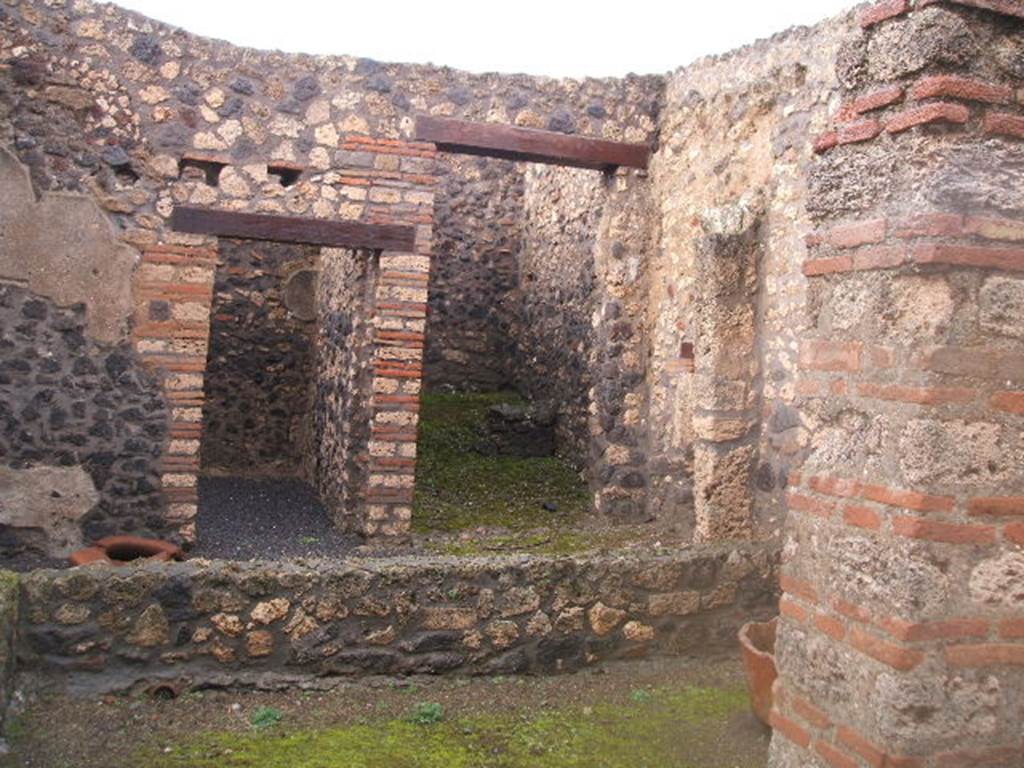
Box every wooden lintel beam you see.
[170,206,416,251]
[415,116,650,171]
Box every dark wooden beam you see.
[415,116,650,171]
[170,206,416,251]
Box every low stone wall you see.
[0,572,18,724]
[19,543,778,695]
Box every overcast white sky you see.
[113,0,857,78]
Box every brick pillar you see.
[130,241,218,545]
[337,135,436,536]
[770,2,1024,766]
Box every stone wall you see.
[647,17,851,538]
[201,239,320,479]
[770,2,1024,766]
[18,543,778,694]
[424,157,523,391]
[0,283,167,564]
[514,166,605,461]
[0,0,662,547]
[313,248,377,530]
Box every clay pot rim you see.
[68,535,184,567]
[738,616,778,661]
[95,535,182,556]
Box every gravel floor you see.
[192,476,362,561]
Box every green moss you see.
[144,685,750,768]
[412,391,588,534]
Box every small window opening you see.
[268,163,303,187]
[178,156,226,186]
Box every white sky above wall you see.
[112,0,857,78]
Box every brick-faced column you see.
[365,250,430,535]
[336,135,436,536]
[130,241,218,545]
[770,2,1024,766]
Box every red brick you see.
[946,643,1024,667]
[998,617,1024,639]
[837,118,883,145]
[879,617,989,642]
[909,75,1013,105]
[922,346,1004,379]
[803,256,854,276]
[1006,522,1024,545]
[800,340,862,372]
[815,612,848,641]
[133,322,210,339]
[885,102,970,134]
[855,382,976,406]
[780,595,810,624]
[825,219,887,249]
[789,692,832,730]
[835,727,924,768]
[963,215,1024,242]
[848,626,925,671]
[810,475,862,499]
[866,345,898,369]
[892,213,964,239]
[893,516,997,545]
[984,111,1024,139]
[859,0,910,27]
[770,711,811,749]
[796,379,826,398]
[969,497,1024,517]
[913,243,1024,271]
[844,504,882,530]
[832,598,874,625]
[859,483,955,513]
[780,573,819,604]
[814,740,860,768]
[379,271,429,283]
[814,131,839,154]
[838,85,906,121]
[852,246,906,271]
[787,491,835,519]
[992,391,1024,414]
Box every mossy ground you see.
[412,391,589,537]
[4,658,768,768]
[149,684,750,768]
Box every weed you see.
[404,702,444,725]
[250,706,283,730]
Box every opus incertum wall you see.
[0,0,662,553]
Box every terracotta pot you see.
[738,617,777,726]
[69,535,183,567]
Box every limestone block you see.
[0,465,99,557]
[694,444,755,542]
[979,276,1024,340]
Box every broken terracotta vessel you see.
[738,617,777,726]
[68,535,184,567]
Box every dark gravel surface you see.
[192,476,363,561]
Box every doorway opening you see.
[193,238,359,559]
